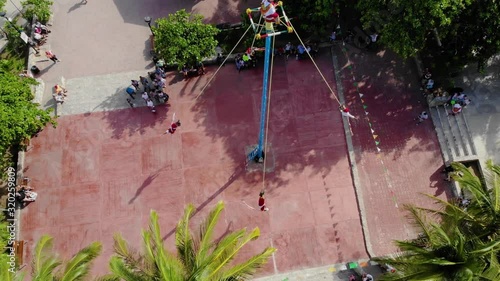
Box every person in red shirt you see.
[258,191,269,211]
[165,120,181,134]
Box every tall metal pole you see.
[256,35,272,161]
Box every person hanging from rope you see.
[165,120,181,134]
[260,0,280,24]
[258,191,269,211]
[340,104,358,119]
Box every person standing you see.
[415,111,428,125]
[258,191,269,211]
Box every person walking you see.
[258,191,269,211]
[45,50,60,63]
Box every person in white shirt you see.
[146,99,156,113]
[362,273,374,281]
[340,105,358,119]
[142,92,149,101]
[415,111,428,125]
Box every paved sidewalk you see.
[453,55,500,165]
[333,44,453,256]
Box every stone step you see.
[429,105,477,164]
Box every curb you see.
[330,46,374,258]
[253,259,380,281]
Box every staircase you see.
[429,105,478,164]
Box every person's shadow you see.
[68,2,86,13]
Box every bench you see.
[149,35,155,56]
[13,240,24,266]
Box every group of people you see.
[125,61,171,113]
[420,69,472,116]
[32,21,50,47]
[15,179,38,208]
[52,84,68,104]
[447,88,471,116]
[181,62,206,79]
[235,47,261,71]
[278,42,318,60]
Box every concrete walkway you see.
[453,55,500,165]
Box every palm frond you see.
[220,246,276,280]
[469,239,500,255]
[57,241,102,281]
[175,203,196,271]
[113,233,145,273]
[31,235,61,281]
[480,252,500,280]
[108,256,147,281]
[148,210,185,281]
[197,201,225,263]
[404,205,435,243]
[485,160,500,213]
[208,227,261,279]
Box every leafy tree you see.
[0,63,56,175]
[152,9,219,69]
[283,0,336,37]
[0,0,7,12]
[0,235,102,281]
[2,21,26,55]
[21,0,53,24]
[437,0,500,72]
[108,201,276,280]
[375,205,500,281]
[356,0,472,58]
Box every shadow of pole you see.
[161,162,246,241]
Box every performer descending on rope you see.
[258,191,269,211]
[165,120,181,134]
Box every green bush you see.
[21,0,53,24]
[2,22,26,55]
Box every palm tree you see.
[375,206,500,281]
[0,235,102,281]
[449,160,500,240]
[108,201,276,281]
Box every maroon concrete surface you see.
[334,46,453,256]
[21,51,367,277]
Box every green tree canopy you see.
[21,0,53,24]
[283,0,336,37]
[152,9,219,69]
[0,61,56,172]
[357,0,472,58]
[108,201,276,281]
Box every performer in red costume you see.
[165,120,181,134]
[260,0,280,24]
[258,191,269,211]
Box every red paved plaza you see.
[21,53,367,277]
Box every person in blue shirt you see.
[296,44,305,60]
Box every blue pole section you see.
[256,35,272,160]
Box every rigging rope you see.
[288,21,342,106]
[195,24,253,100]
